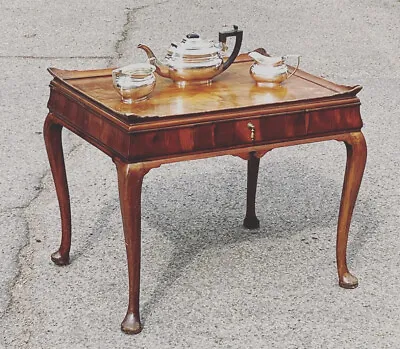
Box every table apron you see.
[128,105,362,161]
[48,89,363,163]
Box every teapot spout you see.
[137,44,170,78]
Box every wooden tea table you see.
[44,53,366,334]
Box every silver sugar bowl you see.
[112,63,156,103]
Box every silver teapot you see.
[138,25,243,87]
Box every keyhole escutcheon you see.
[247,122,256,141]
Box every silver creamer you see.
[249,52,300,87]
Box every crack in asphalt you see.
[0,1,144,326]
[110,1,171,65]
[0,199,44,347]
[0,140,84,347]
[111,7,141,64]
[0,2,172,346]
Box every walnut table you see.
[44,53,367,334]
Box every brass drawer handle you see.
[247,122,255,141]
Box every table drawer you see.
[128,112,308,160]
[213,112,308,147]
[128,104,362,161]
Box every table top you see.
[48,53,361,126]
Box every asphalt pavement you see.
[1,0,400,348]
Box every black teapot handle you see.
[219,25,243,71]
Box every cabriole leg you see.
[43,113,71,266]
[114,159,147,334]
[243,152,261,229]
[337,132,367,289]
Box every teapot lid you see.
[171,33,220,56]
